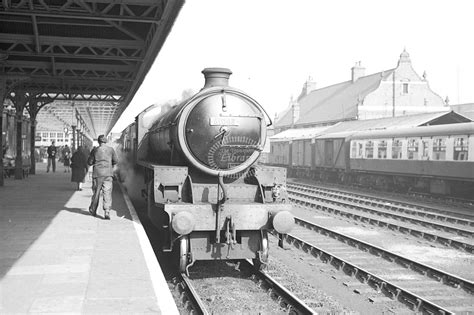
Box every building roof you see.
[275,69,394,128]
[322,111,470,134]
[273,111,471,140]
[269,126,332,141]
[451,103,474,120]
[349,121,474,140]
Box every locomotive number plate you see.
[209,117,239,126]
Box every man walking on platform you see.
[46,140,57,173]
[87,135,118,220]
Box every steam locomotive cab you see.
[136,68,293,273]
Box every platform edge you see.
[118,182,179,315]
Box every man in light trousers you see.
[87,135,118,220]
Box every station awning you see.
[1,0,184,138]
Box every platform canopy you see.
[0,0,184,138]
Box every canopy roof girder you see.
[1,0,184,138]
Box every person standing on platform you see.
[71,146,88,191]
[62,144,71,173]
[46,140,57,173]
[87,135,118,220]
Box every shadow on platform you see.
[0,162,131,281]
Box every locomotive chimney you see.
[202,67,232,88]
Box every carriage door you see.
[324,140,334,166]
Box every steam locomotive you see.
[119,68,293,273]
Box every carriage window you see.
[357,142,363,158]
[433,138,446,160]
[421,140,430,159]
[407,139,419,160]
[351,142,357,158]
[392,139,402,159]
[365,141,374,158]
[454,137,468,161]
[378,140,387,159]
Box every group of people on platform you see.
[45,135,118,220]
[45,143,79,174]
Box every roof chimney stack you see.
[351,61,365,82]
[297,76,317,101]
[291,99,300,126]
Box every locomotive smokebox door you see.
[175,68,269,177]
[185,93,263,171]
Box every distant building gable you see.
[360,49,447,119]
[275,50,448,133]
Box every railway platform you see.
[0,162,178,314]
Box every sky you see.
[111,0,474,133]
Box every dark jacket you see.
[71,150,88,183]
[87,144,118,178]
[47,145,57,159]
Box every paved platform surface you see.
[0,163,178,314]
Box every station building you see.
[35,129,72,147]
[274,50,450,133]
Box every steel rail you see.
[288,187,474,237]
[288,191,474,253]
[293,217,474,293]
[279,221,472,314]
[288,182,474,226]
[288,181,474,222]
[243,260,316,315]
[176,273,209,315]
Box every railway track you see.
[173,260,314,314]
[174,273,208,314]
[288,181,474,221]
[287,183,474,253]
[281,217,474,314]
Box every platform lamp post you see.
[71,125,76,151]
[77,128,82,147]
[63,127,69,151]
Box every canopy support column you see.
[26,96,53,175]
[11,90,28,179]
[0,76,5,186]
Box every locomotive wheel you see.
[178,235,190,273]
[253,230,269,271]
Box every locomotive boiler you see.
[129,68,293,273]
